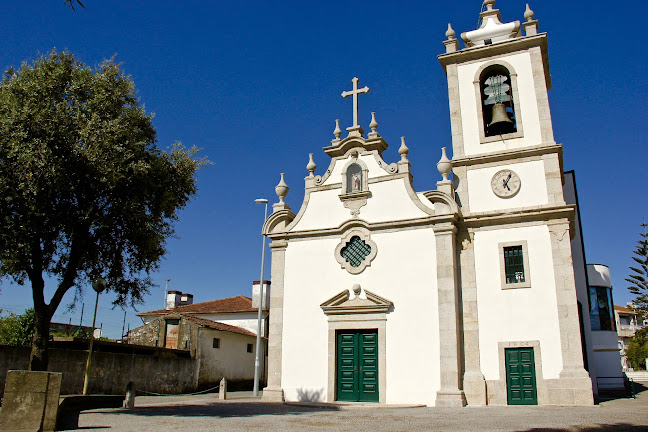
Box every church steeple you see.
[438,1,553,159]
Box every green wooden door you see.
[336,330,379,402]
[505,347,538,405]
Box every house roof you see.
[181,315,256,337]
[615,305,637,314]
[139,295,257,316]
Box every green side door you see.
[505,347,538,405]
[336,329,379,402]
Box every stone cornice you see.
[269,240,288,249]
[267,214,458,241]
[461,204,575,230]
[438,33,550,89]
[451,143,562,168]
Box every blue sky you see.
[0,1,646,338]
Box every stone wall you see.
[129,317,197,355]
[0,343,196,397]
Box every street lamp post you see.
[83,277,107,395]
[253,198,269,397]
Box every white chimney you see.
[252,280,271,310]
[166,290,181,309]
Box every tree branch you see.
[29,234,46,311]
[48,226,87,316]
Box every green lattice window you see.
[504,245,525,284]
[341,236,372,268]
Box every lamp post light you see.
[83,277,107,395]
[253,198,269,397]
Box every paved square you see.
[74,385,648,432]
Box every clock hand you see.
[502,173,512,191]
[503,173,512,187]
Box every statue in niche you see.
[352,173,361,192]
[346,163,362,193]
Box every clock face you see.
[491,169,521,198]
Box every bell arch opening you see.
[480,65,517,137]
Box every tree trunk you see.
[29,306,51,371]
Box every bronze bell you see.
[488,103,514,127]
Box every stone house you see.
[129,281,269,389]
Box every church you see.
[259,1,601,406]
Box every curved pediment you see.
[323,135,388,158]
[422,190,460,216]
[263,209,296,235]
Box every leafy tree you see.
[626,327,648,371]
[0,308,35,347]
[626,220,648,319]
[0,50,206,371]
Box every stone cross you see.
[341,77,369,128]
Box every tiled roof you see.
[139,295,256,316]
[615,305,638,314]
[180,315,256,337]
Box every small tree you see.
[626,327,648,371]
[0,308,35,347]
[626,220,648,319]
[0,50,206,371]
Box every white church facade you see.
[260,1,599,406]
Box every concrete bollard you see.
[219,377,227,400]
[124,381,135,409]
[0,370,62,432]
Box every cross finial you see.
[341,77,370,130]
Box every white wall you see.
[280,228,440,405]
[197,328,257,382]
[457,51,543,156]
[590,331,623,382]
[474,225,563,380]
[587,265,611,288]
[467,160,548,213]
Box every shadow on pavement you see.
[523,425,648,432]
[86,401,340,419]
[598,381,648,403]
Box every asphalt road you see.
[76,385,648,432]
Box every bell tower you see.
[438,1,594,406]
[438,0,563,215]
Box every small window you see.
[247,343,253,353]
[340,236,372,268]
[213,338,220,349]
[504,246,525,284]
[589,286,615,331]
[499,241,531,289]
[346,163,362,193]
